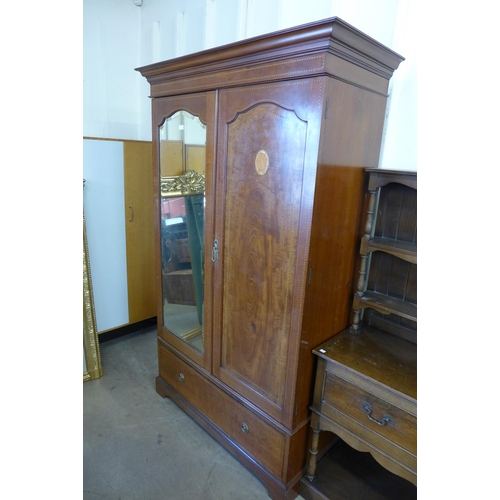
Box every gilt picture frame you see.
[83,209,103,382]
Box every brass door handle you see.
[129,206,134,222]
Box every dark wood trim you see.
[98,317,156,343]
[83,136,152,144]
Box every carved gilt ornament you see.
[160,169,206,198]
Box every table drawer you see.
[158,343,286,478]
[322,371,416,456]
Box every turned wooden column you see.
[350,187,378,334]
[305,426,320,483]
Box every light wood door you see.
[124,141,156,323]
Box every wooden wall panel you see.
[124,140,156,323]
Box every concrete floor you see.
[83,324,306,500]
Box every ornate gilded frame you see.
[160,169,205,198]
[83,208,103,382]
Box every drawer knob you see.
[178,373,185,382]
[241,423,249,433]
[363,403,392,426]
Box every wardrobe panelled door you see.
[213,79,323,426]
[137,17,404,500]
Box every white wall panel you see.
[205,0,241,48]
[83,0,141,139]
[278,0,333,30]
[378,0,417,171]
[238,0,281,39]
[327,0,400,47]
[84,0,417,164]
[83,139,129,332]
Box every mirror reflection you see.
[159,111,206,354]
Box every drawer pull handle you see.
[363,403,392,426]
[241,423,249,433]
[178,373,185,382]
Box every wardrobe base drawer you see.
[158,342,286,479]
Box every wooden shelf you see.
[365,237,417,263]
[360,291,417,322]
[300,438,417,500]
[306,170,418,492]
[366,168,417,191]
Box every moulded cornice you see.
[136,17,404,92]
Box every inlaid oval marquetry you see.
[255,149,269,176]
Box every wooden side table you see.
[306,327,417,487]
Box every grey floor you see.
[83,324,306,500]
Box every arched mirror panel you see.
[159,111,206,354]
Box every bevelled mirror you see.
[159,111,206,354]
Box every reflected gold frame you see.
[160,169,205,198]
[83,209,103,382]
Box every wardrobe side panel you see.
[293,78,390,428]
